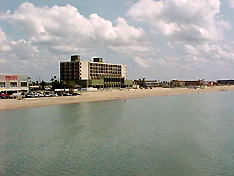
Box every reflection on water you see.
[1,92,234,176]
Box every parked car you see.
[53,93,59,97]
[0,93,10,99]
[10,93,22,99]
[25,92,38,98]
[25,94,33,98]
[37,93,42,97]
[72,92,80,96]
[63,92,72,96]
[44,93,53,97]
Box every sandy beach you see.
[1,86,234,111]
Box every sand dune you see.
[1,86,234,111]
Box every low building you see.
[217,80,234,85]
[184,80,204,87]
[170,80,185,88]
[170,80,205,88]
[134,80,160,88]
[0,74,31,94]
[60,55,132,88]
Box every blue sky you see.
[0,0,234,81]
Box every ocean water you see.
[1,91,234,176]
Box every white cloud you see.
[0,2,152,76]
[0,58,7,64]
[0,28,11,52]
[184,44,200,56]
[126,0,234,80]
[167,42,174,49]
[134,56,152,68]
[184,42,234,62]
[0,1,234,80]
[0,3,147,53]
[128,0,230,43]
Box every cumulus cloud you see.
[133,56,153,68]
[128,0,230,43]
[0,2,152,76]
[0,1,234,80]
[184,42,234,62]
[126,0,234,79]
[0,28,11,52]
[0,27,39,63]
[0,3,147,53]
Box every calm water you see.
[1,91,234,176]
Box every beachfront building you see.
[0,74,31,94]
[169,80,206,88]
[60,55,132,88]
[217,80,234,85]
[133,79,161,88]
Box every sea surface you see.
[1,91,234,176]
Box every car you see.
[25,94,33,98]
[44,93,53,97]
[63,93,72,96]
[72,92,80,96]
[25,93,37,98]
[52,93,59,97]
[0,93,10,99]
[36,93,44,97]
[10,93,22,99]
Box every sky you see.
[0,0,234,81]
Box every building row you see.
[2,54,234,94]
[133,79,216,88]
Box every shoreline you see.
[1,86,234,111]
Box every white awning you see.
[0,87,29,91]
[55,89,65,92]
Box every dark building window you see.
[0,82,5,88]
[10,82,17,87]
[21,82,27,87]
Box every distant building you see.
[170,80,205,88]
[184,80,204,87]
[170,80,186,88]
[0,74,31,93]
[60,55,132,88]
[134,80,161,88]
[217,80,234,85]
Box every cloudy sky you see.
[0,0,234,81]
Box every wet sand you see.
[1,86,234,111]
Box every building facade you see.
[0,74,31,93]
[169,80,205,88]
[217,80,234,85]
[133,80,161,88]
[60,55,131,88]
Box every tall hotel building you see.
[60,55,131,88]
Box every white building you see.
[0,74,31,93]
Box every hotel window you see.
[10,82,17,87]
[21,82,27,87]
[0,82,5,88]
